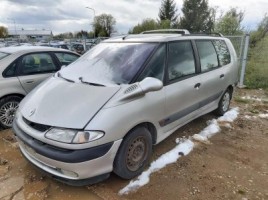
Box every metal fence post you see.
[238,34,250,88]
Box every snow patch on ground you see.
[119,108,239,195]
[241,96,262,102]
[259,113,268,119]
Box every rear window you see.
[0,52,10,60]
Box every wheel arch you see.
[124,122,157,145]
[0,93,25,101]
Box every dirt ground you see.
[0,88,267,200]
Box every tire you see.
[113,126,152,179]
[0,96,22,129]
[215,89,231,116]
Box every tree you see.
[180,0,215,33]
[129,19,159,34]
[53,32,73,40]
[75,30,89,38]
[158,0,178,26]
[250,14,268,46]
[93,14,116,37]
[215,8,244,35]
[0,26,8,38]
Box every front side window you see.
[55,53,79,66]
[137,44,166,81]
[20,53,57,75]
[168,41,196,81]
[196,41,219,72]
[212,40,231,66]
[3,61,17,77]
[60,42,157,85]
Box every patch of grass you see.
[245,36,268,89]
[234,96,250,104]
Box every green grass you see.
[245,36,268,89]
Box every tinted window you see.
[137,44,166,81]
[55,53,79,66]
[212,40,231,66]
[20,53,57,75]
[168,41,196,81]
[196,41,219,72]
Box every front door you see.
[17,52,58,93]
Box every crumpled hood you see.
[20,77,120,129]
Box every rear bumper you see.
[12,115,122,182]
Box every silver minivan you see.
[13,32,239,185]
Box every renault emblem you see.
[29,109,36,117]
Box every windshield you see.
[60,42,157,85]
[0,52,10,60]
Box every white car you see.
[0,46,80,128]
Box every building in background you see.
[8,29,52,42]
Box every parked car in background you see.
[70,43,85,54]
[12,31,239,185]
[0,46,80,129]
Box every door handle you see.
[194,83,201,89]
[220,74,225,78]
[24,80,35,84]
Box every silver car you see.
[13,33,239,185]
[0,46,80,129]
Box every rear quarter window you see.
[212,40,231,66]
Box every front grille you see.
[23,117,51,132]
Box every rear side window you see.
[212,40,231,66]
[168,41,196,81]
[196,41,218,72]
[20,53,57,75]
[55,53,79,66]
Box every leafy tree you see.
[180,0,215,33]
[250,14,268,46]
[129,19,159,34]
[93,14,116,37]
[158,0,178,26]
[215,8,244,35]
[75,30,89,38]
[53,32,73,40]
[0,26,8,38]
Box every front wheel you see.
[113,126,152,179]
[0,96,22,129]
[215,89,231,116]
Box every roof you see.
[0,46,70,54]
[104,34,226,43]
[8,30,52,36]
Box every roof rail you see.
[184,32,224,37]
[141,29,190,35]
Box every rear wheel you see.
[113,126,152,179]
[0,96,22,129]
[215,89,231,116]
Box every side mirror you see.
[139,77,163,93]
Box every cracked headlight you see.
[45,128,104,144]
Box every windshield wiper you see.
[57,72,75,83]
[79,77,105,87]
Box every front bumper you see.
[12,114,122,183]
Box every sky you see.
[0,0,267,35]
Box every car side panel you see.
[0,77,26,98]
